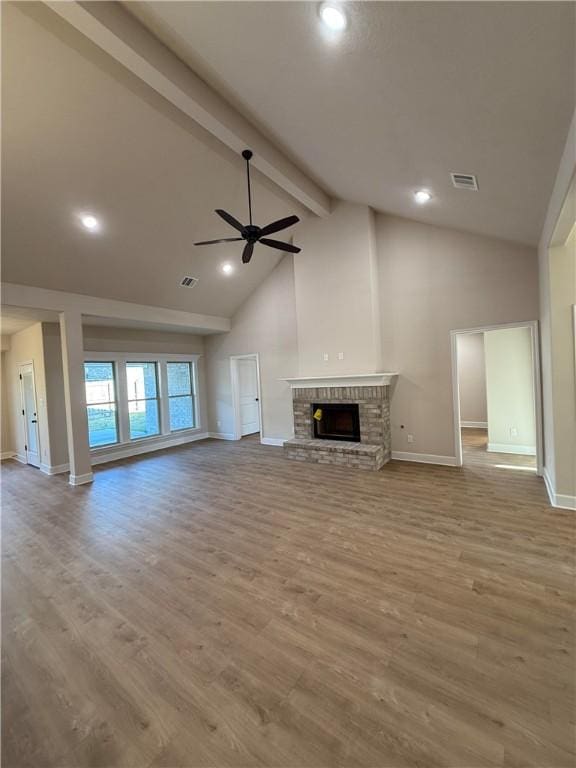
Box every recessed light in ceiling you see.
[79,213,100,232]
[414,189,432,205]
[319,3,347,31]
[221,262,234,275]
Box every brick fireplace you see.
[282,374,396,471]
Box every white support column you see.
[59,311,93,485]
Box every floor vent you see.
[180,276,199,288]
[450,173,479,191]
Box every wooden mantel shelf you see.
[280,373,398,389]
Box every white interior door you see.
[20,364,41,467]
[237,358,260,436]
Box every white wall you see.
[294,201,382,375]
[456,333,487,425]
[204,255,298,440]
[376,214,538,458]
[484,327,536,454]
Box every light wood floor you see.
[2,432,574,767]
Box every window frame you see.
[83,352,201,454]
[126,361,161,441]
[166,361,196,433]
[83,360,120,448]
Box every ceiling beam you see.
[44,1,331,218]
[2,284,231,335]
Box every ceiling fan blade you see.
[259,238,301,254]
[259,215,300,237]
[215,209,244,232]
[194,237,243,246]
[242,241,254,264]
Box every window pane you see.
[169,395,194,431]
[87,404,118,447]
[126,362,157,400]
[167,362,192,396]
[129,399,160,439]
[84,362,115,405]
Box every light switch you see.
[323,353,329,362]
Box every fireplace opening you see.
[312,403,360,442]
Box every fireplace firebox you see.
[312,403,361,442]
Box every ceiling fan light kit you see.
[194,149,301,264]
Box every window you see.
[126,362,160,440]
[83,355,199,450]
[167,362,195,431]
[84,362,118,447]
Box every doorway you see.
[451,321,543,474]
[230,354,262,440]
[19,362,41,467]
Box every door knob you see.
[255,397,259,402]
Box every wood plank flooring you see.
[2,433,574,767]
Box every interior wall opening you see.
[452,322,542,474]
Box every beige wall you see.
[548,226,576,496]
[538,108,575,504]
[3,323,53,466]
[456,333,487,424]
[83,326,205,355]
[484,327,536,453]
[294,201,382,375]
[376,214,538,457]
[204,255,299,440]
[42,323,69,467]
[204,213,538,454]
[1,352,13,455]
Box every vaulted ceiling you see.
[128,1,575,247]
[2,2,308,317]
[2,2,575,321]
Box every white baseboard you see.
[208,432,236,440]
[15,453,27,464]
[0,451,16,460]
[391,451,459,467]
[488,443,536,456]
[40,462,70,475]
[91,431,209,466]
[544,467,576,510]
[260,437,285,447]
[461,421,488,429]
[69,472,94,486]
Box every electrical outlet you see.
[323,352,329,362]
[407,434,414,444]
[338,352,344,360]
[510,427,518,437]
[217,420,222,428]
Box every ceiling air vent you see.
[180,276,199,288]
[451,172,479,191]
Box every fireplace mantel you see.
[281,373,398,389]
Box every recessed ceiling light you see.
[79,213,100,231]
[319,3,347,31]
[414,189,432,205]
[221,262,234,275]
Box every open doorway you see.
[451,321,543,474]
[230,354,262,441]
